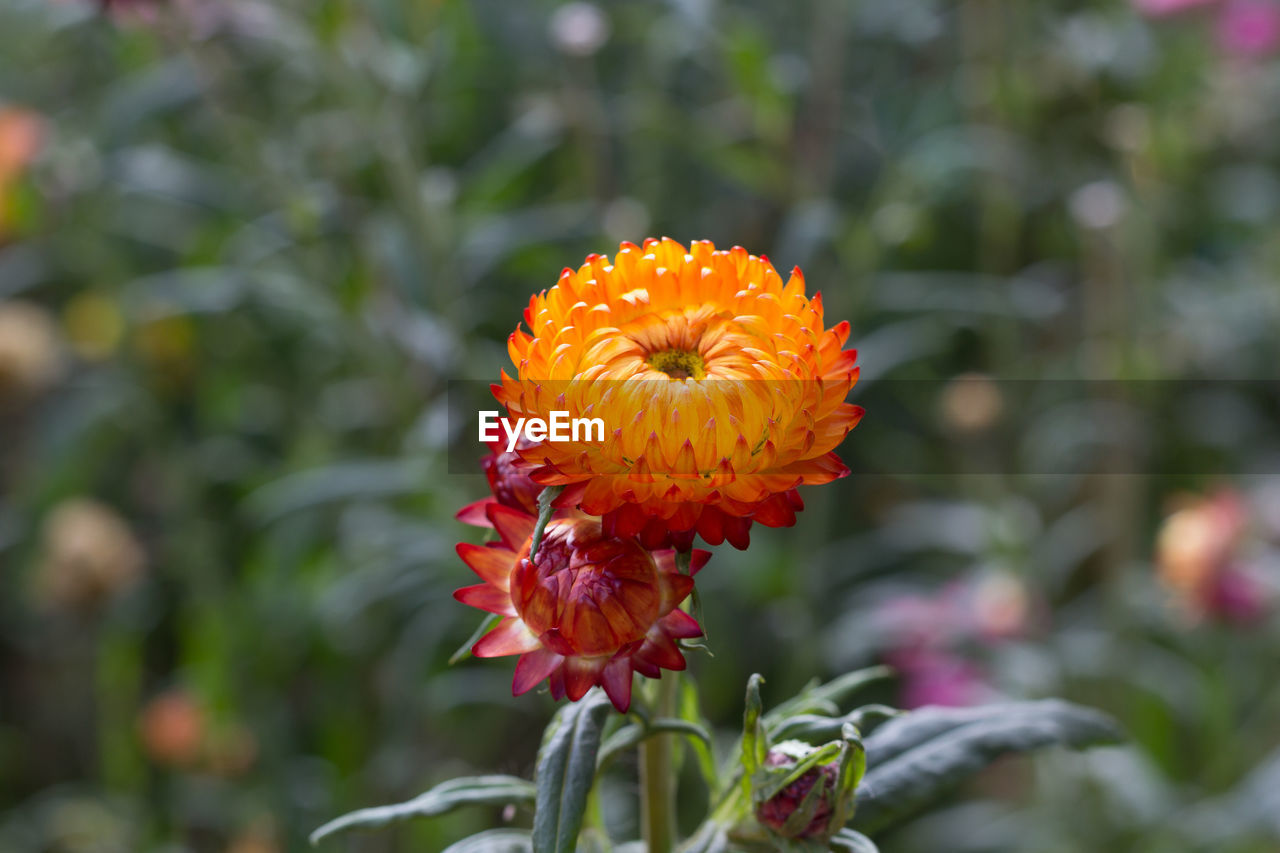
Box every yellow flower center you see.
[647,349,706,380]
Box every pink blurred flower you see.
[1217,0,1280,56]
[888,648,990,709]
[1134,0,1219,17]
[1203,564,1269,622]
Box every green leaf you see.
[678,822,731,853]
[596,718,714,770]
[680,677,720,793]
[441,829,534,853]
[449,613,499,665]
[826,723,867,834]
[532,689,614,853]
[852,700,1123,834]
[769,705,900,743]
[310,775,536,844]
[741,674,766,783]
[829,828,880,853]
[764,667,892,727]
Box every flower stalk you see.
[640,670,680,853]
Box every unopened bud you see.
[754,741,840,840]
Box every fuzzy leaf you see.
[310,776,536,844]
[442,829,534,853]
[532,689,613,853]
[852,700,1123,834]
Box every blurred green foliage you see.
[3,0,1280,851]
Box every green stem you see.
[640,672,680,853]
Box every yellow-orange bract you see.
[495,238,862,550]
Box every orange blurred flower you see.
[138,689,204,768]
[495,238,862,550]
[0,107,43,240]
[1156,490,1267,622]
[454,503,706,712]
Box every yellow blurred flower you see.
[63,292,125,361]
[496,238,862,550]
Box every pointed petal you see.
[473,619,542,658]
[489,504,537,549]
[456,498,496,527]
[562,656,604,701]
[513,649,563,695]
[454,584,517,616]
[456,543,516,590]
[637,630,687,672]
[724,516,752,550]
[661,608,703,640]
[601,658,634,712]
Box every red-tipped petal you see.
[513,648,563,695]
[454,584,517,616]
[688,549,711,575]
[601,658,634,712]
[637,631,687,672]
[696,508,725,546]
[661,608,703,640]
[562,656,603,701]
[473,619,541,658]
[456,543,516,590]
[724,516,753,550]
[553,480,589,509]
[457,498,497,527]
[752,493,798,528]
[489,504,538,550]
[548,668,567,700]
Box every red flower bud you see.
[454,503,707,712]
[755,743,840,839]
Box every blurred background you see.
[3,0,1280,850]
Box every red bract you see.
[453,503,706,712]
[456,437,544,526]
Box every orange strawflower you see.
[495,238,862,550]
[454,502,706,712]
